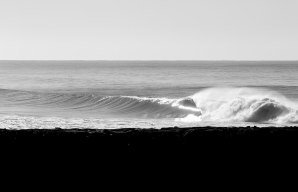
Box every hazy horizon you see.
[1,60,298,62]
[1,0,298,60]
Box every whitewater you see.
[0,61,298,129]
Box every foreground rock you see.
[2,126,298,169]
[1,126,298,152]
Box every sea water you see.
[0,60,297,129]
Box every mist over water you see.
[0,61,297,129]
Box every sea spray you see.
[176,87,298,123]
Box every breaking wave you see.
[179,87,298,124]
[0,87,298,125]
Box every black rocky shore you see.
[2,126,298,172]
[1,126,298,154]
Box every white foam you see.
[120,96,175,104]
[179,87,298,123]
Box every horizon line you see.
[0,59,298,62]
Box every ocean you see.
[0,60,298,129]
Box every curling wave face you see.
[181,87,298,124]
[0,87,298,128]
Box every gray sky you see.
[0,0,297,60]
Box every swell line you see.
[0,87,298,123]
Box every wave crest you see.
[177,87,298,123]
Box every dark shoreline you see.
[1,126,298,152]
[2,126,298,170]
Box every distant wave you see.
[0,87,297,124]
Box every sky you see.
[0,0,297,60]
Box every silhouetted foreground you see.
[2,126,298,172]
[1,126,298,154]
